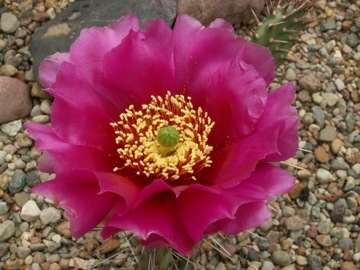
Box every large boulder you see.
[177,0,265,25]
[0,76,32,124]
[30,0,177,79]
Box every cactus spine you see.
[251,0,313,67]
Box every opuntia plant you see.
[251,0,313,67]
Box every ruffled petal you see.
[205,58,267,143]
[177,183,267,243]
[95,171,140,215]
[99,18,175,112]
[31,170,120,237]
[38,52,70,89]
[70,14,140,83]
[261,83,298,162]
[209,83,297,187]
[25,123,115,174]
[206,202,271,235]
[48,62,116,151]
[172,15,271,141]
[242,164,295,197]
[239,41,275,86]
[102,180,194,255]
[208,18,234,33]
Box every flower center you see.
[110,92,215,181]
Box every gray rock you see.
[272,250,291,267]
[345,113,355,133]
[322,93,338,106]
[319,126,337,142]
[0,76,32,124]
[20,200,41,222]
[317,220,331,234]
[334,79,345,90]
[0,202,9,215]
[0,12,20,33]
[0,119,22,136]
[248,250,260,261]
[308,255,321,270]
[0,242,9,257]
[29,243,46,251]
[261,261,275,270]
[355,236,360,253]
[0,220,15,242]
[8,171,27,194]
[346,33,359,48]
[320,21,336,31]
[331,158,350,170]
[40,207,62,225]
[30,0,177,78]
[316,168,335,184]
[16,246,31,259]
[177,0,264,25]
[312,106,325,128]
[338,238,354,250]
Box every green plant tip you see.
[157,126,179,147]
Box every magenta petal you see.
[210,126,279,187]
[25,123,114,174]
[31,170,120,237]
[95,171,140,214]
[99,18,175,112]
[178,183,267,242]
[240,41,275,86]
[49,62,116,151]
[261,83,298,162]
[205,59,267,142]
[38,52,70,89]
[70,14,140,82]
[208,18,234,33]
[242,165,295,196]
[210,83,297,187]
[206,202,271,235]
[102,180,194,255]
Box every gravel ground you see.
[0,0,360,269]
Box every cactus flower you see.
[26,14,298,255]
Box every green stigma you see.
[156,126,179,147]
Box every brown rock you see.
[340,262,357,270]
[343,250,353,261]
[289,182,304,200]
[0,64,18,76]
[4,259,25,269]
[315,235,332,247]
[31,82,53,99]
[314,146,330,163]
[177,0,265,25]
[299,74,321,92]
[99,238,121,254]
[0,76,32,124]
[84,237,99,253]
[55,222,72,239]
[331,138,343,154]
[285,215,307,231]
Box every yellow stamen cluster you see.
[110,91,215,181]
